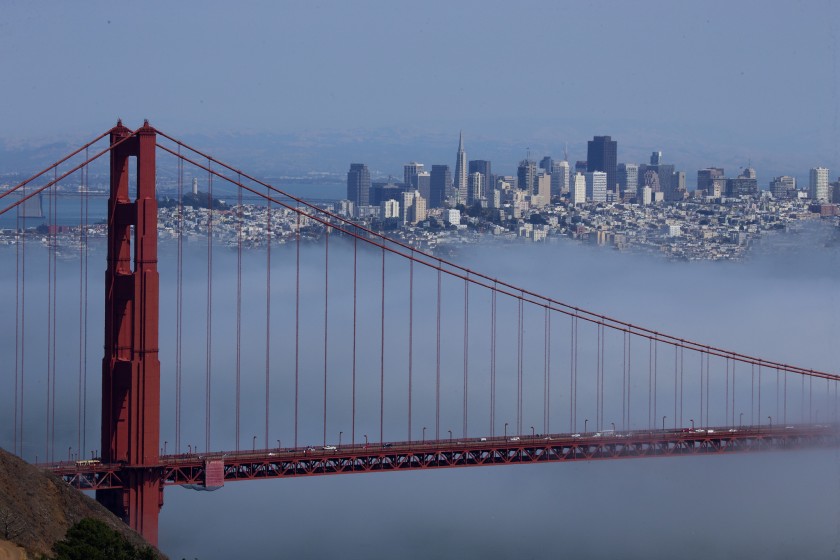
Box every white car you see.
[509,436,520,441]
[323,445,337,451]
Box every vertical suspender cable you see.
[516,296,522,435]
[14,190,19,456]
[77,160,84,457]
[543,307,549,435]
[205,161,213,453]
[264,191,272,449]
[435,264,441,440]
[236,175,243,451]
[323,225,329,446]
[294,211,300,448]
[175,151,183,453]
[351,234,357,445]
[45,170,54,462]
[408,254,413,441]
[82,158,89,456]
[490,283,497,436]
[463,277,469,438]
[379,246,385,443]
[51,169,58,460]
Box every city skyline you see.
[1,1,838,182]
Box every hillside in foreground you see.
[0,448,165,559]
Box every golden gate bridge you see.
[1,121,837,546]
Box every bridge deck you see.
[45,424,839,491]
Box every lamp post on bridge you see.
[690,419,694,430]
[277,440,281,449]
[768,416,772,427]
[252,436,256,452]
[531,426,535,437]
[662,416,666,430]
[584,419,588,433]
[364,434,368,448]
[68,447,72,463]
[448,429,452,444]
[164,441,167,455]
[339,431,343,449]
[611,422,616,433]
[504,422,508,438]
[422,427,426,444]
[739,412,743,428]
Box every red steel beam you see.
[97,120,162,546]
[49,425,839,490]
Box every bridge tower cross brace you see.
[97,120,163,546]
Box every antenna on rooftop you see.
[564,142,568,162]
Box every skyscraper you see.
[346,163,370,211]
[571,173,586,205]
[618,163,638,199]
[469,160,492,191]
[584,171,607,203]
[467,172,484,206]
[517,158,537,194]
[587,136,618,195]
[697,168,725,196]
[539,156,553,173]
[551,160,570,196]
[810,167,830,201]
[404,162,424,189]
[454,132,468,205]
[430,164,451,208]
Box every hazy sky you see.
[2,0,839,177]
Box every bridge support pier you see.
[97,120,163,546]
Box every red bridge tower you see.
[97,120,162,545]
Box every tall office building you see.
[650,151,662,166]
[346,163,370,211]
[539,156,554,173]
[533,173,551,208]
[810,167,830,201]
[415,171,431,203]
[618,163,638,199]
[726,168,759,197]
[404,162,424,189]
[697,168,725,196]
[467,172,484,206]
[672,171,687,200]
[551,160,570,196]
[770,176,796,199]
[571,173,586,205]
[517,158,537,194]
[587,136,618,195]
[454,132,468,205]
[469,160,492,191]
[584,171,607,203]
[430,165,451,208]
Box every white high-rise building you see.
[454,131,468,205]
[810,167,830,201]
[467,171,484,206]
[571,173,586,205]
[584,171,607,203]
[551,160,570,195]
[380,199,400,219]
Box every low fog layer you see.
[1,221,837,558]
